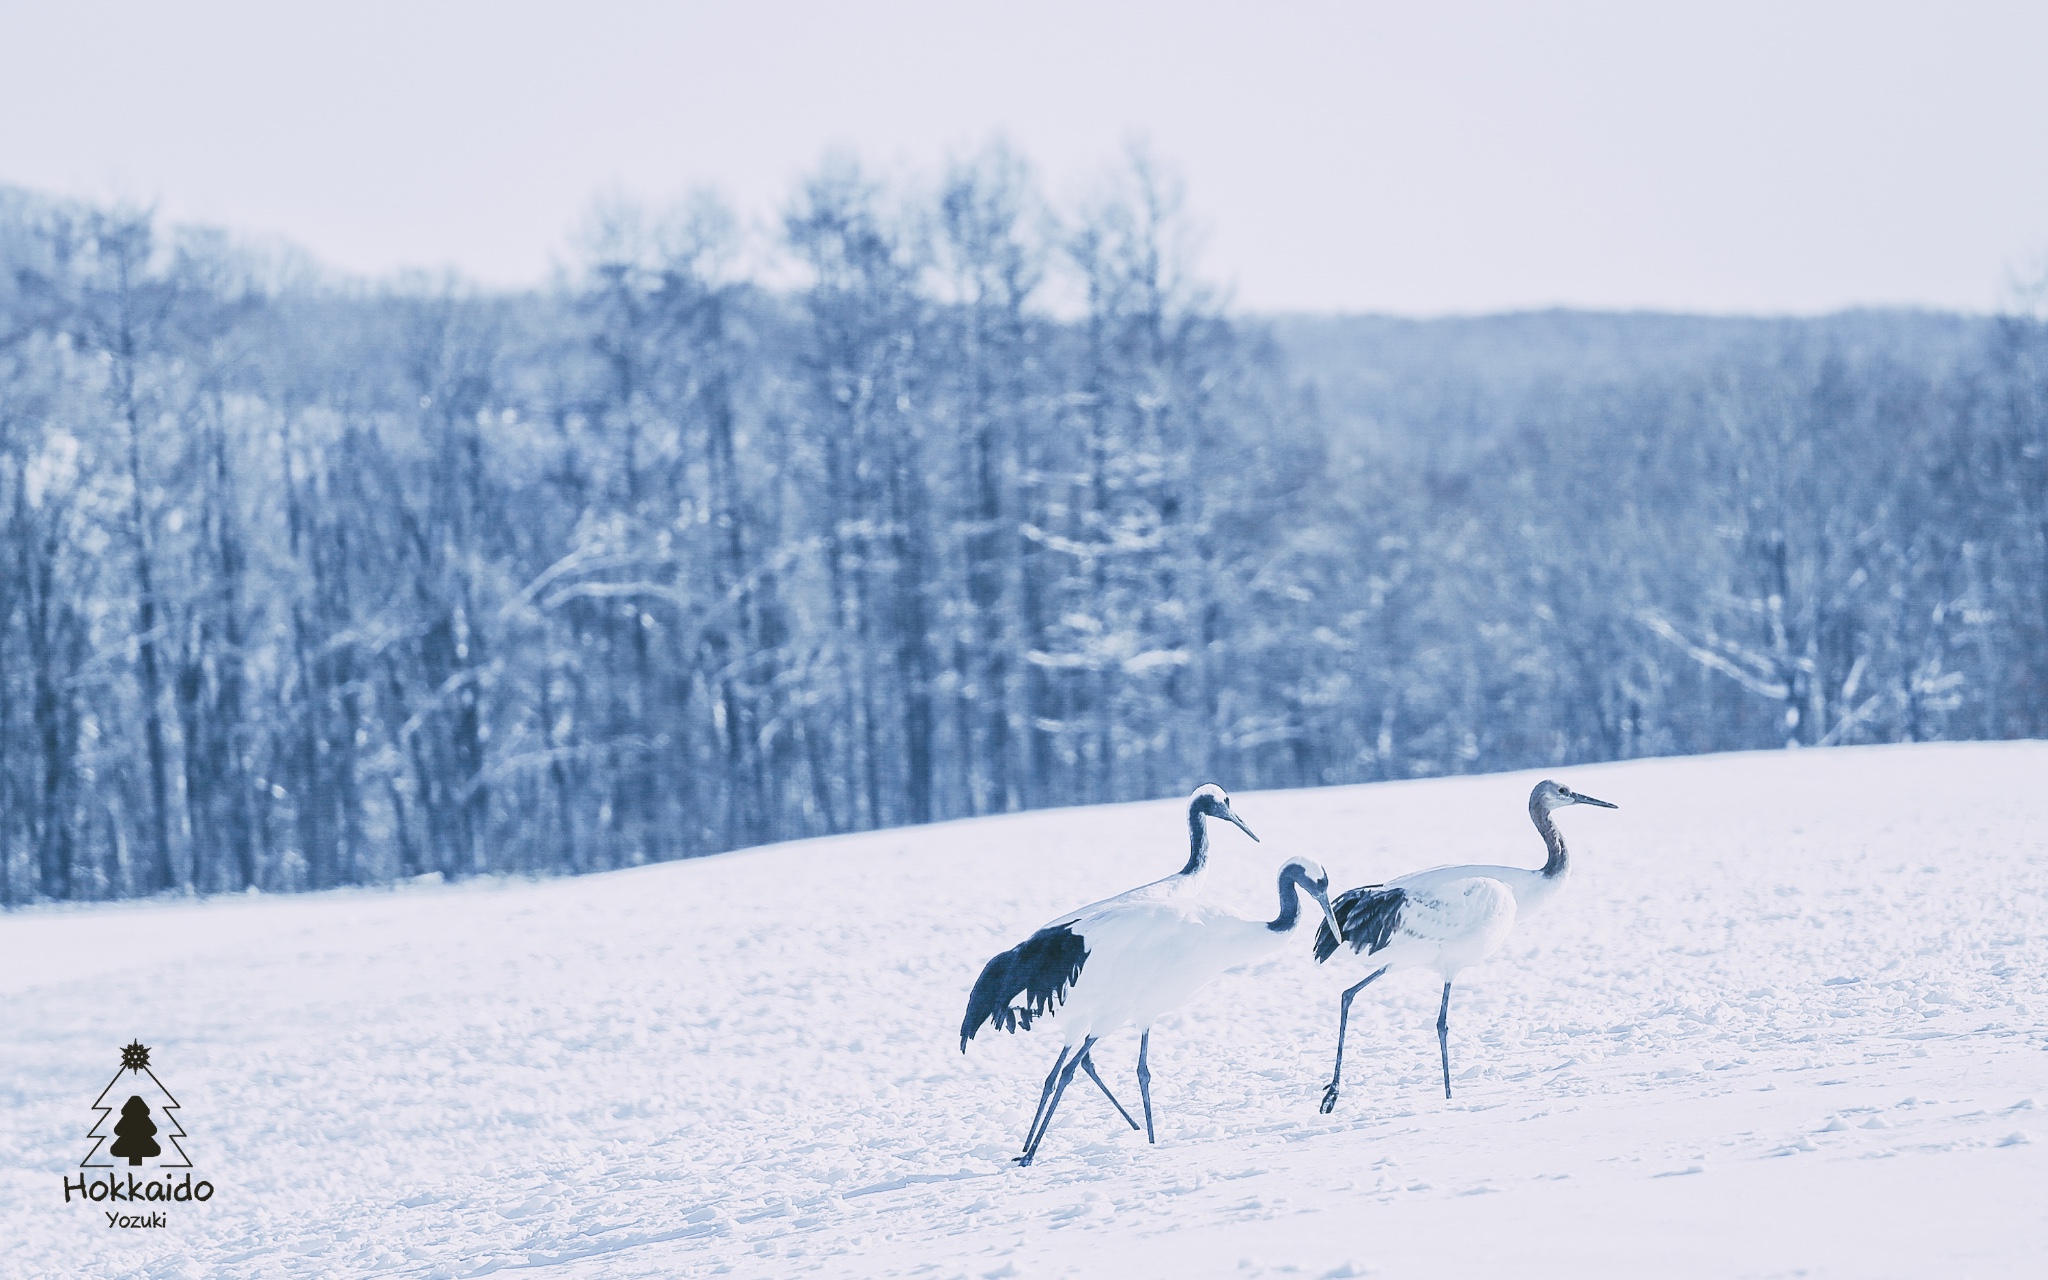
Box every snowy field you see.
[4,742,2047,1279]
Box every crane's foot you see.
[1320,1083,1342,1114]
[1012,1152,1035,1168]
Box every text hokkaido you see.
[63,1172,213,1203]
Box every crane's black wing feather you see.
[1313,885,1406,963]
[959,924,1089,1051]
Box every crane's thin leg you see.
[1017,1035,1096,1168]
[1080,1050,1140,1130]
[1437,981,1454,1100]
[1137,1030,1155,1143]
[1019,1045,1070,1156]
[1320,966,1387,1115]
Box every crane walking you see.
[969,854,1346,1166]
[960,785,1261,1155]
[1312,779,1617,1111]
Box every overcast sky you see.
[3,1,2044,315]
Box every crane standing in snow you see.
[959,784,1260,1139]
[960,785,1329,1165]
[1312,779,1617,1111]
[966,853,1346,1166]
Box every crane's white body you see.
[1352,875,1518,981]
[1048,896,1306,1047]
[1387,860,1562,919]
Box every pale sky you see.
[2,1,2044,314]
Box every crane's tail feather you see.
[1313,885,1407,963]
[960,925,1088,1051]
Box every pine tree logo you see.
[82,1042,190,1169]
[111,1097,160,1164]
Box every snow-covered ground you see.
[4,742,2047,1278]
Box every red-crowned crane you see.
[1312,778,1617,1111]
[966,853,1346,1166]
[959,784,1259,1141]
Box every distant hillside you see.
[1260,308,1996,452]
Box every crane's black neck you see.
[1181,802,1209,877]
[1267,865,1311,932]
[1530,796,1568,879]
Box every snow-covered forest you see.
[2,154,2046,904]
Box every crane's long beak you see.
[1223,806,1259,842]
[1574,792,1618,809]
[1311,884,1345,943]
